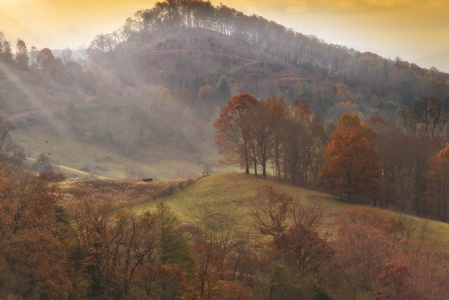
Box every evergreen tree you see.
[32,152,52,172]
[1,40,12,63]
[15,39,29,70]
[217,74,232,103]
[156,202,191,270]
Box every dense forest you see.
[0,167,447,299]
[214,93,449,222]
[88,0,449,117]
[1,0,449,160]
[0,0,449,299]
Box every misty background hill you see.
[0,0,448,179]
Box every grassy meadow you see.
[115,173,449,252]
[129,173,340,227]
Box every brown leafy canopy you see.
[0,165,199,299]
[251,186,334,283]
[317,125,383,203]
[0,165,448,298]
[0,166,73,299]
[332,205,449,299]
[215,94,329,185]
[334,205,406,237]
[66,199,193,299]
[334,83,352,104]
[214,93,258,173]
[426,143,449,221]
[191,215,255,299]
[337,113,377,140]
[336,113,362,131]
[372,113,442,214]
[291,99,312,125]
[422,97,446,139]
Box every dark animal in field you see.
[143,178,153,182]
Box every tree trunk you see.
[254,160,257,175]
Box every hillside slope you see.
[0,63,222,179]
[127,173,449,251]
[132,28,315,101]
[0,27,317,180]
[2,0,449,182]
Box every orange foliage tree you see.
[214,94,258,173]
[317,115,383,203]
[0,167,73,299]
[337,113,377,140]
[334,83,352,103]
[336,113,362,130]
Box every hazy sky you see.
[1,0,449,72]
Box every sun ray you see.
[0,1,67,49]
[0,60,82,163]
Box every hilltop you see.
[0,0,449,181]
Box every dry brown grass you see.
[59,178,195,208]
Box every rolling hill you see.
[60,173,449,252]
[1,1,449,298]
[1,0,449,181]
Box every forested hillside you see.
[1,0,449,181]
[0,0,448,218]
[86,0,449,118]
[1,0,449,299]
[0,170,447,299]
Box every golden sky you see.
[1,0,449,72]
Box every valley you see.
[0,0,449,298]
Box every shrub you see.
[166,183,176,195]
[39,171,66,182]
[33,152,52,172]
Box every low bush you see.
[39,171,66,182]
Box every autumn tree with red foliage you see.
[251,99,273,177]
[332,205,449,299]
[376,262,415,299]
[214,93,258,174]
[317,114,383,204]
[251,186,335,298]
[337,113,377,140]
[334,222,395,296]
[332,206,405,298]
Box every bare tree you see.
[422,97,446,139]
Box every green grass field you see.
[129,173,351,234]
[128,173,449,252]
